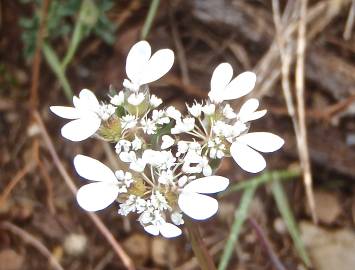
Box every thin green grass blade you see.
[220,169,300,197]
[271,176,311,267]
[140,0,160,39]
[42,42,73,100]
[218,184,257,270]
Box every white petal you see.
[144,225,160,236]
[178,192,219,220]
[76,182,119,211]
[245,110,267,122]
[50,106,79,119]
[61,115,101,141]
[210,63,233,93]
[230,141,266,173]
[159,223,182,238]
[78,89,100,111]
[161,135,174,149]
[140,49,174,85]
[126,41,151,84]
[237,132,284,153]
[73,155,117,183]
[183,176,229,194]
[223,71,256,100]
[239,99,259,115]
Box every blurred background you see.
[1,0,355,269]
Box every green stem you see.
[185,219,216,270]
[220,169,300,197]
[218,184,257,270]
[140,0,160,39]
[42,42,73,101]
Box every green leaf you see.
[218,184,257,270]
[271,176,311,267]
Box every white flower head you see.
[178,176,229,220]
[127,93,145,106]
[187,102,203,117]
[208,63,256,104]
[121,114,137,130]
[73,155,124,211]
[123,41,174,92]
[150,94,163,108]
[161,135,175,150]
[110,92,124,106]
[171,117,195,134]
[223,104,237,119]
[230,132,284,173]
[50,89,103,141]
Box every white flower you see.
[161,135,174,149]
[171,212,184,225]
[110,92,124,106]
[121,114,137,130]
[178,176,229,220]
[119,151,146,172]
[230,132,284,173]
[158,170,174,184]
[208,63,256,104]
[141,118,157,134]
[73,155,123,211]
[123,41,174,92]
[127,93,145,106]
[115,139,131,154]
[238,98,267,123]
[202,104,215,115]
[142,150,176,170]
[166,106,181,120]
[131,136,142,150]
[176,141,189,157]
[223,104,237,119]
[187,102,203,117]
[150,94,163,108]
[152,110,170,125]
[171,117,195,134]
[144,222,182,238]
[50,89,103,141]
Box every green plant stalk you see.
[61,0,98,70]
[218,184,257,270]
[220,169,300,197]
[42,42,73,100]
[141,0,160,39]
[271,176,311,267]
[186,219,216,270]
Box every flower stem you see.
[185,219,216,270]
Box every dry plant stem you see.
[295,0,317,223]
[272,0,317,223]
[29,0,50,110]
[33,111,135,270]
[344,0,355,40]
[0,221,64,270]
[169,5,190,84]
[186,219,217,270]
[0,161,36,207]
[248,218,286,270]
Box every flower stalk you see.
[186,219,216,270]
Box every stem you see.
[140,0,160,39]
[185,219,216,270]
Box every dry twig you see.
[344,0,355,40]
[295,0,316,223]
[0,221,64,270]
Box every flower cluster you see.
[50,41,284,238]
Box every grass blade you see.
[141,0,160,39]
[218,184,257,270]
[271,175,311,267]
